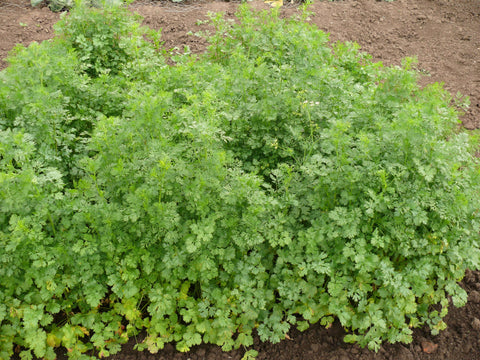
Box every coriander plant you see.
[1,2,479,359]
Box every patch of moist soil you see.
[2,0,480,359]
[0,1,60,66]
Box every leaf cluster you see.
[31,0,124,12]
[1,3,479,359]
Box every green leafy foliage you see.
[1,2,479,359]
[54,0,152,78]
[32,0,124,12]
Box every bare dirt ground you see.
[1,0,480,359]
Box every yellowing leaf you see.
[179,281,190,301]
[78,326,90,336]
[46,333,61,348]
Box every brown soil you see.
[2,0,480,359]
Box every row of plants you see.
[30,0,392,13]
[31,0,123,12]
[1,1,480,359]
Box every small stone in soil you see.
[469,290,480,304]
[421,341,438,354]
[472,317,480,331]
